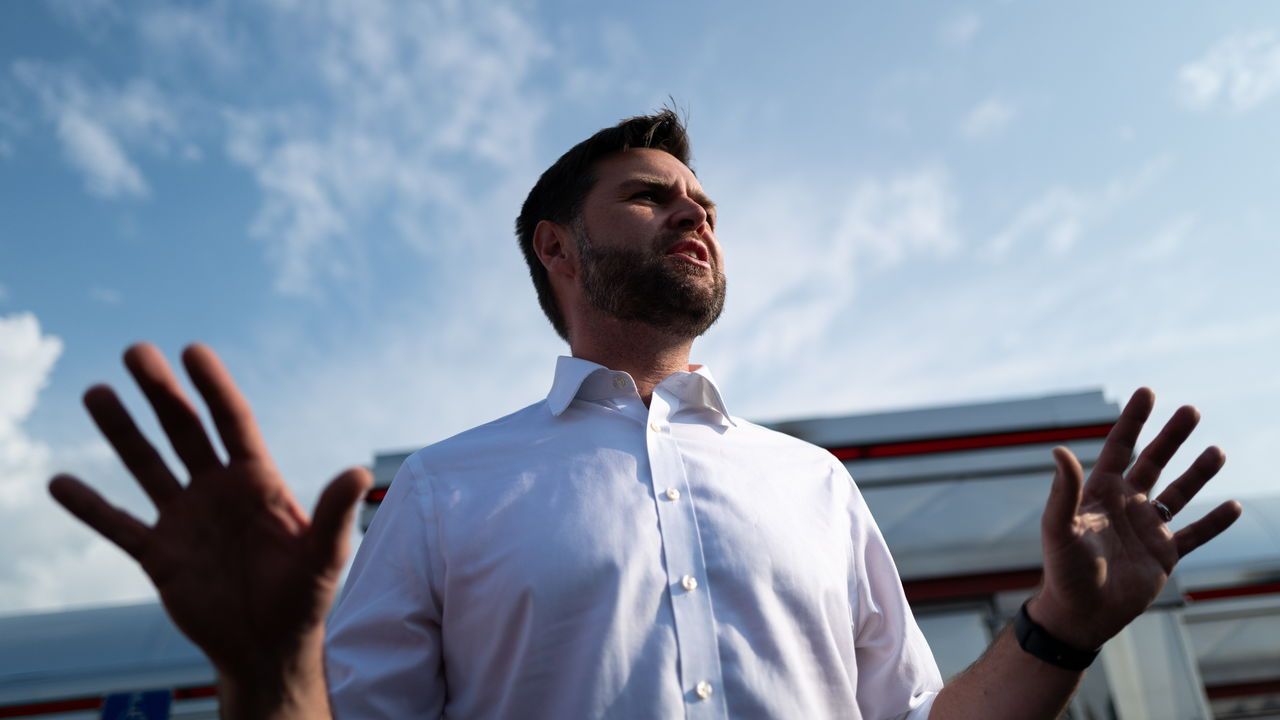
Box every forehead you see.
[591,148,702,192]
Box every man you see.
[50,110,1242,718]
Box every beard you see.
[575,221,727,339]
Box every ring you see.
[1150,499,1173,523]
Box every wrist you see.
[1025,592,1105,652]
[1015,599,1100,671]
[217,635,330,720]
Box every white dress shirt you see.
[326,356,942,719]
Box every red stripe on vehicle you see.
[1186,581,1280,603]
[903,568,1043,604]
[0,697,101,718]
[172,684,218,700]
[0,684,217,717]
[830,423,1115,461]
[1206,678,1280,700]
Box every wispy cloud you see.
[960,97,1016,139]
[1130,214,1196,263]
[88,286,123,305]
[56,112,147,198]
[985,156,1171,258]
[43,0,121,41]
[137,3,243,75]
[940,12,982,49]
[12,62,178,198]
[1178,30,1280,112]
[706,167,961,372]
[209,1,553,296]
[833,168,960,271]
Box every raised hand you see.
[1030,387,1242,649]
[48,343,369,717]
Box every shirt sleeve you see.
[325,453,446,718]
[841,462,944,720]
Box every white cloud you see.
[940,12,982,49]
[0,313,154,612]
[960,97,1016,139]
[833,168,960,271]
[12,62,178,199]
[704,167,960,369]
[1178,30,1280,112]
[55,111,147,198]
[215,0,553,295]
[0,313,61,443]
[138,4,243,74]
[986,156,1171,258]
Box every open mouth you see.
[665,240,711,268]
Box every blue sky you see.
[2,1,1278,613]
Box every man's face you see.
[573,148,726,339]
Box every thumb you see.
[308,466,373,575]
[1043,446,1084,545]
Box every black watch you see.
[1013,600,1100,671]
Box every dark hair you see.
[516,108,692,341]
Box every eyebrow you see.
[621,175,717,214]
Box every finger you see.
[48,475,150,560]
[1128,405,1200,494]
[83,385,183,507]
[124,343,222,474]
[1155,446,1226,516]
[308,467,373,574]
[1094,388,1156,476]
[1042,446,1084,544]
[181,343,270,463]
[1176,500,1243,558]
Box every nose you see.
[669,194,710,233]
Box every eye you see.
[630,190,658,202]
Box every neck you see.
[570,317,695,406]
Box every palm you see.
[141,463,325,670]
[49,344,369,677]
[1035,389,1241,649]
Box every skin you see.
[50,147,1242,719]
[931,392,1242,718]
[48,345,368,719]
[532,148,723,405]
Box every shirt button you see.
[649,421,662,433]
[695,681,714,700]
[664,487,681,501]
[681,575,698,592]
[613,376,628,390]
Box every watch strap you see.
[1013,600,1100,671]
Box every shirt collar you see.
[546,355,736,427]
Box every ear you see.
[532,219,577,281]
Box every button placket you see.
[645,388,728,719]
